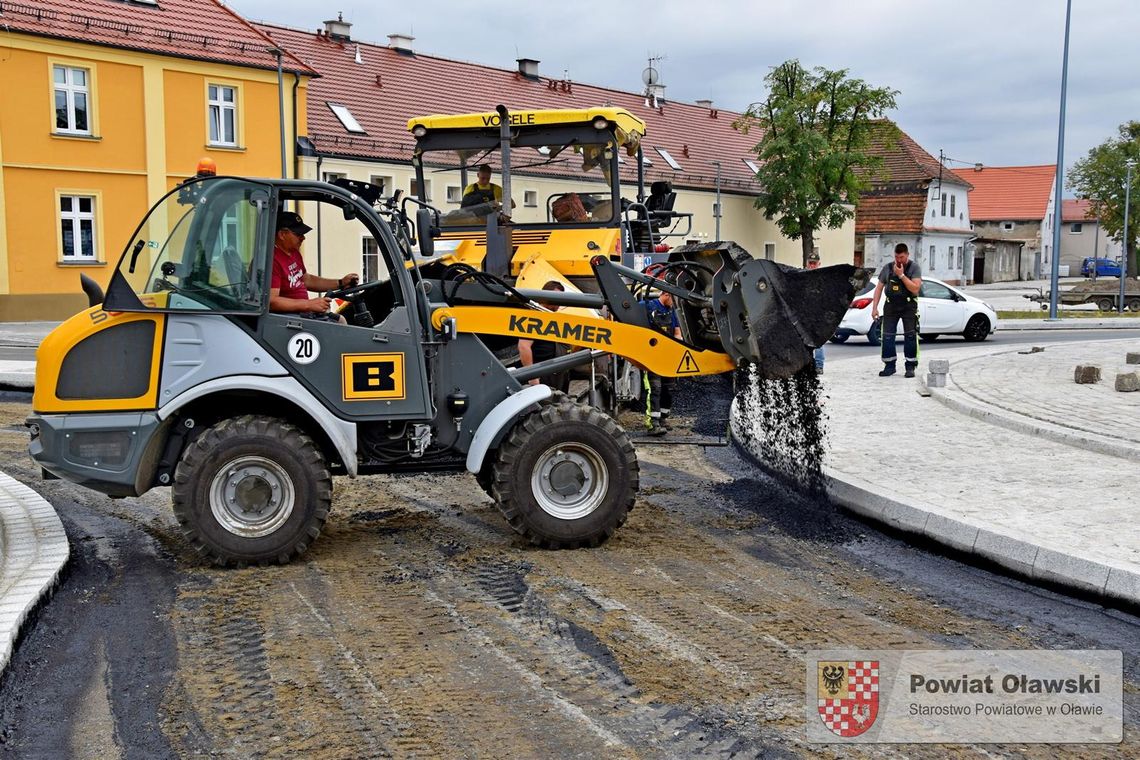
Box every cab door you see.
[258,192,431,422]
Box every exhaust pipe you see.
[80,274,104,308]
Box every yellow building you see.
[0,0,314,320]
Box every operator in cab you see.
[460,164,502,207]
[270,211,358,323]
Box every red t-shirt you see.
[271,245,308,300]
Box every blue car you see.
[1081,257,1122,277]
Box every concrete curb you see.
[0,472,69,675]
[998,318,1140,331]
[821,467,1140,605]
[726,406,1140,606]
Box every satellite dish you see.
[642,66,659,86]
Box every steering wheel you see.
[326,278,385,300]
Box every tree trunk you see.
[800,228,815,267]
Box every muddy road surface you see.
[0,382,1136,758]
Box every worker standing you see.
[640,289,681,435]
[807,253,825,374]
[871,243,923,377]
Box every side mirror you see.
[416,207,438,259]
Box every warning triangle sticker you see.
[676,350,700,374]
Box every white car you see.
[833,276,998,345]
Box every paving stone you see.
[1114,371,1140,392]
[925,373,946,388]
[1125,352,1140,365]
[1074,364,1101,384]
[927,359,950,374]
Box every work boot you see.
[646,421,668,437]
[904,363,917,378]
[878,364,896,377]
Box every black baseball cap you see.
[276,211,312,235]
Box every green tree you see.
[734,60,899,266]
[1068,121,1140,277]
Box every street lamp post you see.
[1048,0,1073,320]
[1119,161,1133,314]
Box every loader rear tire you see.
[172,415,331,566]
[490,398,637,549]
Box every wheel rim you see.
[209,456,296,538]
[531,442,609,520]
[965,316,988,340]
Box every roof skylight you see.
[328,102,365,134]
[655,147,683,171]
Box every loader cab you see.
[406,108,646,280]
[104,176,274,314]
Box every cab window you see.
[104,177,271,313]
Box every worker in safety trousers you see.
[871,242,923,377]
[640,288,681,436]
[807,253,825,374]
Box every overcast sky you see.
[224,0,1138,187]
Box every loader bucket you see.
[667,242,857,378]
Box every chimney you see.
[645,83,666,108]
[354,45,362,64]
[695,99,713,110]
[388,33,415,55]
[323,13,352,42]
[974,163,984,172]
[517,58,540,80]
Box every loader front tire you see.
[491,399,638,548]
[172,415,331,566]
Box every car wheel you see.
[866,321,881,346]
[962,314,990,342]
[920,334,939,343]
[829,333,849,344]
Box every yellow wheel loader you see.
[27,107,854,565]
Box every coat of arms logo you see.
[817,660,879,737]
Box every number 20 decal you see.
[287,332,321,365]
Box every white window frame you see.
[940,193,947,216]
[322,171,346,184]
[60,194,97,262]
[1001,222,1014,231]
[411,177,432,201]
[949,194,956,218]
[524,190,538,208]
[763,242,776,261]
[207,83,237,147]
[362,236,380,282]
[369,175,394,195]
[53,64,91,135]
[446,185,462,204]
[1069,223,1083,234]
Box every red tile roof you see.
[863,122,948,185]
[854,190,928,235]
[254,22,762,193]
[1062,198,1095,222]
[854,121,968,236]
[951,164,1055,221]
[3,0,313,75]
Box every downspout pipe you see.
[273,48,287,179]
[291,73,300,180]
